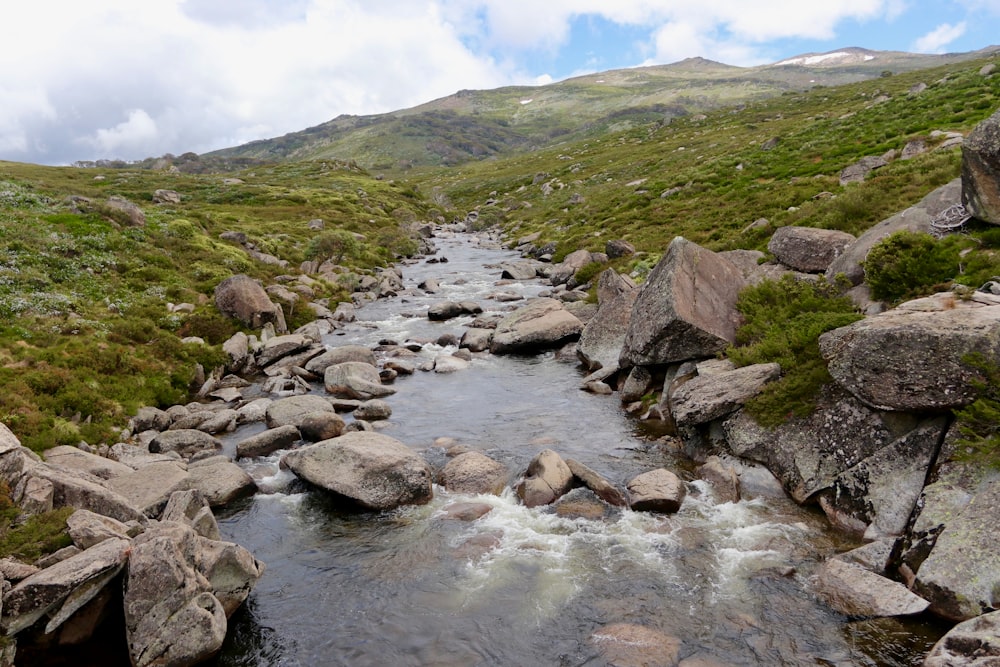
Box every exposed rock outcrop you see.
[962,107,1000,224]
[577,269,639,372]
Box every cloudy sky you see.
[1,0,998,166]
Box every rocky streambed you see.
[7,223,999,666]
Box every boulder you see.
[1,537,130,636]
[696,456,740,504]
[304,345,377,374]
[820,304,1000,411]
[826,179,961,285]
[353,399,392,421]
[214,274,281,330]
[619,237,745,367]
[460,328,493,353]
[152,189,181,204]
[236,398,272,424]
[66,509,133,549]
[565,458,626,506]
[441,452,509,495]
[490,298,583,354]
[767,226,856,273]
[124,522,227,667]
[620,366,654,403]
[108,461,192,518]
[721,386,943,505]
[549,249,595,286]
[265,394,336,429]
[817,417,946,539]
[670,363,781,427]
[283,432,433,510]
[195,409,238,435]
[605,239,635,259]
[161,489,220,540]
[256,334,312,367]
[627,469,686,513]
[23,464,145,523]
[324,362,396,400]
[129,406,172,433]
[515,449,573,508]
[839,155,888,185]
[908,466,1000,621]
[298,412,347,442]
[105,196,146,226]
[236,424,301,459]
[439,502,494,521]
[108,443,182,471]
[193,536,264,617]
[428,301,464,321]
[188,457,256,507]
[433,354,470,373]
[42,445,133,480]
[962,107,1000,224]
[811,559,929,618]
[577,269,639,371]
[500,260,541,280]
[149,429,222,459]
[923,610,1000,666]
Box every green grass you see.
[0,482,73,562]
[0,159,431,451]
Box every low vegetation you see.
[0,482,73,562]
[0,160,430,451]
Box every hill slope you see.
[204,46,999,171]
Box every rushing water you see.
[209,231,945,666]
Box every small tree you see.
[306,230,361,266]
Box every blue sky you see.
[1,0,998,165]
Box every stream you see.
[210,230,945,666]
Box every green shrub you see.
[953,353,1000,467]
[306,230,362,265]
[727,275,863,425]
[864,231,964,302]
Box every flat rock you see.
[324,361,396,400]
[820,305,1000,411]
[590,623,681,667]
[670,363,781,427]
[149,429,222,459]
[43,445,133,480]
[108,461,192,518]
[236,424,301,459]
[66,509,133,549]
[283,432,433,510]
[923,610,1000,666]
[811,558,929,618]
[256,334,312,367]
[304,345,377,375]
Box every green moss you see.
[953,354,1000,468]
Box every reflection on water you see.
[213,233,944,666]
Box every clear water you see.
[207,232,945,666]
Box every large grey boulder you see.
[161,489,220,540]
[265,394,336,429]
[907,463,1000,622]
[222,332,250,373]
[108,461,192,518]
[1,537,130,636]
[304,345,377,375]
[130,407,172,433]
[66,509,134,549]
[549,249,596,286]
[767,226,856,273]
[516,449,573,507]
[577,269,639,371]
[490,298,583,354]
[500,260,542,280]
[619,237,745,367]
[149,429,222,459]
[283,432,433,510]
[923,610,1000,666]
[670,362,781,427]
[194,536,264,617]
[962,107,1000,224]
[324,361,396,400]
[188,457,256,507]
[811,559,929,618]
[721,386,947,511]
[627,469,686,513]
[817,417,946,539]
[23,464,145,523]
[256,334,314,367]
[43,445,134,480]
[460,328,493,353]
[826,179,961,285]
[820,304,1000,411]
[236,424,301,459]
[441,452,509,495]
[214,274,281,330]
[839,155,888,185]
[125,522,227,667]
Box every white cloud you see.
[79,109,160,155]
[913,21,968,53]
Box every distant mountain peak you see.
[773,47,878,68]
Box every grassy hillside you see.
[0,160,430,451]
[203,47,998,171]
[417,56,999,266]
